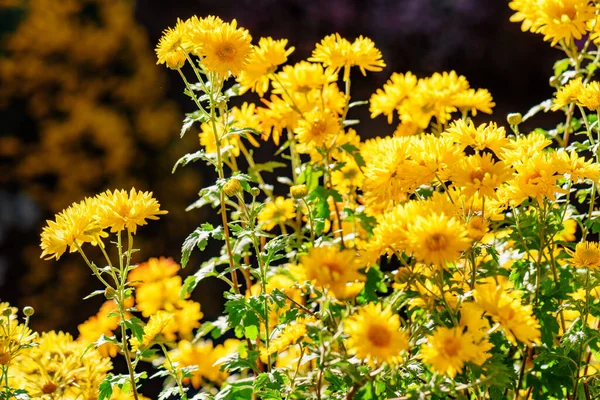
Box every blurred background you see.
[0,0,561,334]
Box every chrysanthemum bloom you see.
[452,87,496,116]
[199,120,241,157]
[272,61,337,95]
[128,257,180,285]
[567,241,600,270]
[420,326,482,378]
[554,150,600,183]
[369,72,417,123]
[130,311,173,352]
[237,37,295,96]
[551,77,584,111]
[450,153,513,199]
[170,339,240,388]
[509,0,595,46]
[309,34,385,80]
[257,196,296,231]
[40,197,107,260]
[577,81,600,110]
[407,213,472,267]
[182,15,225,53]
[95,188,168,234]
[295,108,340,147]
[12,331,111,399]
[500,131,552,166]
[267,316,314,356]
[155,18,189,69]
[443,120,508,156]
[344,303,409,366]
[331,153,364,194]
[77,300,120,358]
[294,245,364,298]
[195,19,252,78]
[473,278,541,346]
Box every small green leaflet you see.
[181,223,224,268]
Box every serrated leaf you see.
[181,224,224,268]
[522,99,553,122]
[173,150,216,173]
[248,161,287,178]
[124,317,144,343]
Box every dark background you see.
[1,0,561,334]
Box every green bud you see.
[507,113,522,126]
[104,287,116,300]
[23,306,34,317]
[223,178,243,197]
[250,187,260,197]
[290,184,308,199]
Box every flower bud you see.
[223,178,243,197]
[250,187,260,197]
[2,308,12,317]
[104,287,116,300]
[394,268,411,284]
[290,184,308,199]
[23,306,34,317]
[507,113,522,126]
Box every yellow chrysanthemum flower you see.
[450,153,513,199]
[500,131,552,166]
[196,19,252,78]
[407,213,471,266]
[257,196,296,231]
[443,120,509,156]
[95,188,168,234]
[77,300,121,358]
[552,77,584,111]
[199,120,241,157]
[170,339,240,388]
[128,257,180,286]
[309,34,385,80]
[331,153,364,194]
[237,37,295,96]
[267,316,314,356]
[12,331,111,399]
[272,61,338,95]
[577,80,600,110]
[182,15,225,54]
[567,241,600,270]
[420,327,482,378]
[155,18,189,70]
[130,311,173,352]
[473,278,541,346]
[344,303,409,366]
[295,108,340,147]
[40,197,107,260]
[293,245,364,298]
[452,88,495,116]
[229,102,261,147]
[369,72,418,123]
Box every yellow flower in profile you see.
[344,303,409,366]
[450,153,512,199]
[369,72,418,123]
[407,213,471,266]
[309,34,385,80]
[267,316,313,356]
[95,188,168,234]
[40,197,107,260]
[295,109,340,147]
[272,61,337,95]
[130,311,173,352]
[155,18,189,70]
[237,37,295,96]
[552,77,584,111]
[294,245,364,298]
[258,196,296,231]
[567,241,600,270]
[420,326,481,378]
[577,81,600,110]
[196,19,252,78]
[452,88,495,116]
[229,102,261,147]
[473,278,541,346]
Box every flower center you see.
[470,168,486,182]
[367,324,391,347]
[442,336,461,357]
[42,381,58,394]
[217,43,236,61]
[0,351,10,365]
[425,233,448,252]
[580,249,600,264]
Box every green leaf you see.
[340,143,366,169]
[181,110,208,138]
[124,317,144,343]
[173,150,216,173]
[181,223,224,268]
[348,100,369,108]
[357,264,387,304]
[553,58,571,77]
[248,161,287,178]
[522,99,553,122]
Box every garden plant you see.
[5,1,600,399]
